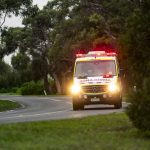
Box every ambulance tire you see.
[114,100,122,109]
[73,97,84,111]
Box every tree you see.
[0,60,20,89]
[22,5,53,94]
[120,0,150,87]
[0,27,29,58]
[22,0,134,94]
[11,53,32,84]
[45,0,134,93]
[0,0,32,28]
[0,0,135,94]
[120,1,150,131]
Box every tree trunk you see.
[44,73,51,95]
[61,74,71,95]
[61,68,72,95]
[62,74,66,94]
[53,73,62,94]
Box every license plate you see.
[91,98,100,102]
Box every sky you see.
[3,0,49,64]
[4,0,49,27]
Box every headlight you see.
[71,84,81,94]
[108,83,119,93]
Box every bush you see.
[9,87,18,93]
[0,88,8,93]
[126,78,150,131]
[20,81,44,95]
[0,87,19,94]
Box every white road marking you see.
[49,98,71,103]
[66,102,72,105]
[41,97,64,102]
[49,98,62,102]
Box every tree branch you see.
[0,10,8,28]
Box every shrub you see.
[9,87,18,93]
[0,87,19,94]
[126,78,150,131]
[20,81,44,95]
[0,88,8,93]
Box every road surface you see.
[0,95,127,124]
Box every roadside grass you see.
[0,100,21,112]
[0,113,150,150]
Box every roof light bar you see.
[76,53,85,58]
[88,51,117,57]
[76,51,117,58]
[106,52,117,56]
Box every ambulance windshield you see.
[75,60,116,77]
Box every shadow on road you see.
[84,105,116,111]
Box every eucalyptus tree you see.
[11,53,32,84]
[0,27,33,85]
[0,60,20,89]
[20,0,133,94]
[22,5,53,94]
[0,0,135,94]
[0,0,32,62]
[22,0,80,94]
[0,0,32,28]
[46,0,134,93]
[121,0,150,86]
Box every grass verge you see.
[0,100,21,112]
[0,113,150,150]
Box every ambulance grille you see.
[82,85,107,93]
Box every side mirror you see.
[119,69,125,78]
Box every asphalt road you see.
[0,95,127,124]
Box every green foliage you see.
[120,1,150,86]
[0,0,31,13]
[0,88,8,93]
[0,87,18,94]
[20,81,44,95]
[0,60,21,89]
[9,87,18,93]
[0,0,134,94]
[0,60,11,75]
[1,113,150,149]
[0,0,148,95]
[0,0,32,35]
[45,0,134,93]
[11,53,33,83]
[0,100,21,112]
[126,78,150,131]
[0,27,32,58]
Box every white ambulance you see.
[71,51,122,110]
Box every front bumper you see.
[74,92,121,105]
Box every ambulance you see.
[71,51,122,110]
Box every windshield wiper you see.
[77,75,87,79]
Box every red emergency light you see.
[76,51,117,58]
[103,74,112,78]
[76,53,85,58]
[75,49,88,58]
[106,52,117,56]
[88,51,117,57]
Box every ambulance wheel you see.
[73,97,84,111]
[114,101,122,109]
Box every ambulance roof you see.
[76,51,117,62]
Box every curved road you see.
[0,95,127,124]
